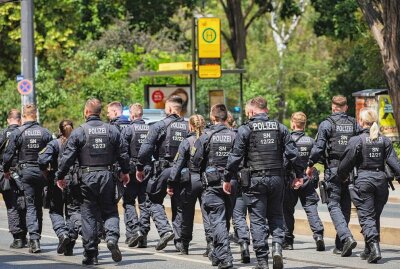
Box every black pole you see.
[240,72,244,124]
[191,17,197,114]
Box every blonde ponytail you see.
[189,114,206,138]
[359,108,379,141]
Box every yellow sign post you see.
[197,17,221,79]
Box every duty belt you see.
[250,169,282,177]
[80,166,113,174]
[358,167,384,172]
[327,159,340,168]
[18,162,38,169]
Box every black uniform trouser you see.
[325,167,352,249]
[147,168,173,237]
[232,189,250,244]
[0,179,26,238]
[20,166,46,240]
[283,179,324,244]
[123,173,151,238]
[203,186,233,264]
[180,173,203,243]
[350,171,388,244]
[245,176,285,261]
[49,181,82,240]
[80,171,119,258]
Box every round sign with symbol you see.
[17,79,33,95]
[202,28,217,43]
[152,90,164,103]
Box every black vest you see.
[159,117,189,160]
[129,122,149,160]
[0,125,19,167]
[18,125,48,163]
[291,132,313,169]
[78,123,116,167]
[207,127,236,169]
[246,119,283,171]
[327,115,356,160]
[359,133,385,170]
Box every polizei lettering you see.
[25,130,42,136]
[212,135,232,143]
[88,127,107,135]
[171,122,187,130]
[252,121,278,131]
[134,125,149,131]
[336,124,353,133]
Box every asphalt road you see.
[0,204,399,269]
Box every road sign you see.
[16,75,24,82]
[151,90,164,103]
[198,17,221,79]
[17,79,33,95]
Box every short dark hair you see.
[332,95,347,107]
[210,103,228,122]
[8,109,21,120]
[107,101,123,112]
[85,98,102,115]
[166,95,183,112]
[22,104,37,119]
[246,96,267,110]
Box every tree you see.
[268,0,308,121]
[219,0,272,68]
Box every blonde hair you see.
[189,114,206,138]
[332,95,347,107]
[130,103,143,118]
[227,112,237,129]
[22,104,37,119]
[359,108,379,140]
[291,112,307,129]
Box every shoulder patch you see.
[39,146,47,155]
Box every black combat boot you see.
[367,242,382,264]
[254,259,269,269]
[128,230,144,247]
[218,261,233,269]
[107,239,122,262]
[360,242,370,260]
[240,241,250,263]
[138,235,147,248]
[272,242,283,269]
[203,239,213,257]
[64,239,76,256]
[282,241,293,250]
[180,241,189,255]
[82,255,99,265]
[155,231,174,251]
[341,237,357,257]
[29,239,41,253]
[57,233,71,254]
[315,235,325,251]
[10,239,24,249]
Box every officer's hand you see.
[4,172,11,180]
[120,173,130,187]
[57,179,67,190]
[167,187,174,196]
[306,166,313,178]
[223,182,231,195]
[292,178,304,190]
[136,170,144,182]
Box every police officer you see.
[107,101,131,131]
[192,104,236,269]
[167,114,207,255]
[3,104,53,253]
[121,103,151,248]
[225,96,304,269]
[55,98,130,265]
[38,120,82,256]
[136,95,188,251]
[337,108,400,264]
[306,95,360,256]
[0,109,27,249]
[283,112,325,251]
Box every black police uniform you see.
[225,113,303,269]
[337,129,400,263]
[38,138,82,255]
[0,125,27,247]
[308,112,361,255]
[283,131,324,249]
[3,121,52,252]
[168,132,211,254]
[110,115,131,132]
[192,123,236,268]
[121,118,151,247]
[137,114,188,250]
[56,115,130,262]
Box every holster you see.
[202,166,222,187]
[42,186,50,209]
[154,160,170,177]
[318,181,329,204]
[113,173,125,204]
[180,168,191,184]
[239,168,251,188]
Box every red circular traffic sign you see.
[17,79,33,95]
[152,90,164,103]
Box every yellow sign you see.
[378,95,399,139]
[198,18,221,59]
[199,65,221,79]
[159,62,192,71]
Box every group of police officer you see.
[0,94,399,269]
